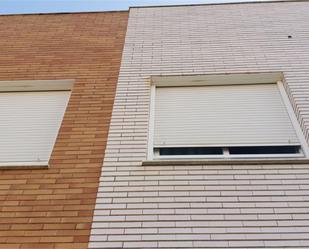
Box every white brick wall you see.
[89,1,309,248]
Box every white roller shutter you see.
[154,84,300,147]
[0,91,70,164]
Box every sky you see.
[0,0,266,15]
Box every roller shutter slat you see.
[154,84,299,147]
[0,91,70,163]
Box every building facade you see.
[1,1,309,249]
[90,1,309,248]
[0,11,128,249]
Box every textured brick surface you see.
[0,12,128,249]
[90,1,309,248]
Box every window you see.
[147,73,309,160]
[0,80,73,167]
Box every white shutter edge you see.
[147,84,156,160]
[0,79,74,92]
[277,81,309,157]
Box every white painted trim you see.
[147,84,156,160]
[142,158,309,166]
[152,72,283,87]
[222,147,230,159]
[0,161,49,169]
[277,80,309,157]
[154,143,301,148]
[0,79,74,92]
[155,153,304,160]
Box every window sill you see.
[142,158,309,166]
[0,161,49,170]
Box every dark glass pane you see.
[229,146,300,155]
[159,147,223,156]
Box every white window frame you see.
[147,73,309,160]
[0,79,74,168]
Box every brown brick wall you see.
[0,12,128,249]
